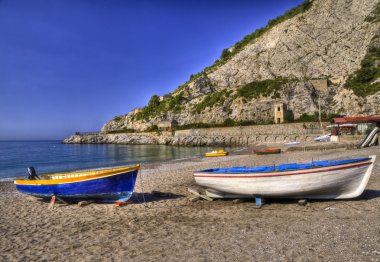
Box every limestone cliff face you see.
[102,0,380,132]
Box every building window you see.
[277,107,281,111]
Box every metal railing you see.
[75,132,100,135]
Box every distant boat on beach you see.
[314,134,331,142]
[193,156,376,199]
[254,148,281,155]
[14,165,140,202]
[284,142,300,146]
[205,149,229,157]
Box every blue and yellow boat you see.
[14,164,140,202]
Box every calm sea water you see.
[0,141,225,180]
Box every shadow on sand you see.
[355,189,380,200]
[31,190,184,207]
[130,191,184,204]
[212,189,380,206]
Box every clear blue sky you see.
[0,0,303,140]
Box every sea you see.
[0,141,226,180]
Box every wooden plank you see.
[78,200,95,207]
[188,186,213,201]
[188,186,201,196]
[49,195,56,209]
[55,196,69,205]
[189,196,201,202]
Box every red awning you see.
[332,115,380,124]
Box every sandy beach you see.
[1,146,379,262]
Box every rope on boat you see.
[137,168,148,207]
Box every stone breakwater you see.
[63,122,326,146]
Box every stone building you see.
[157,120,178,131]
[274,102,287,124]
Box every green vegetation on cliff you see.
[192,90,232,114]
[295,112,340,123]
[235,78,288,100]
[345,39,380,97]
[175,119,269,130]
[144,124,159,132]
[105,128,135,134]
[135,92,186,121]
[365,2,380,22]
[112,115,124,122]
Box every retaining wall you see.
[63,122,327,146]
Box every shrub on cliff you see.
[295,112,339,123]
[135,92,185,121]
[112,115,124,122]
[345,42,380,97]
[223,118,237,126]
[235,78,285,99]
[365,2,380,22]
[284,110,295,123]
[192,90,231,114]
[220,48,232,60]
[145,125,159,132]
[105,128,135,134]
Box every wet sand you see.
[1,147,379,261]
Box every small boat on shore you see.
[14,165,140,202]
[205,150,229,157]
[193,156,376,199]
[314,134,331,142]
[284,141,300,146]
[254,148,281,155]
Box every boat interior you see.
[23,165,140,181]
[198,157,371,173]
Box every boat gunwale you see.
[205,153,228,157]
[194,159,373,178]
[45,165,136,177]
[14,164,140,186]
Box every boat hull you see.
[205,153,228,157]
[194,156,375,199]
[254,149,281,155]
[15,168,139,201]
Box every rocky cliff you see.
[100,0,379,133]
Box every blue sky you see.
[0,0,303,140]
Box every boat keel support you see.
[298,199,308,206]
[254,196,264,209]
[48,195,69,209]
[188,186,214,201]
[114,196,131,207]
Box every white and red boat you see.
[193,156,376,199]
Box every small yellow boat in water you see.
[205,150,229,157]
